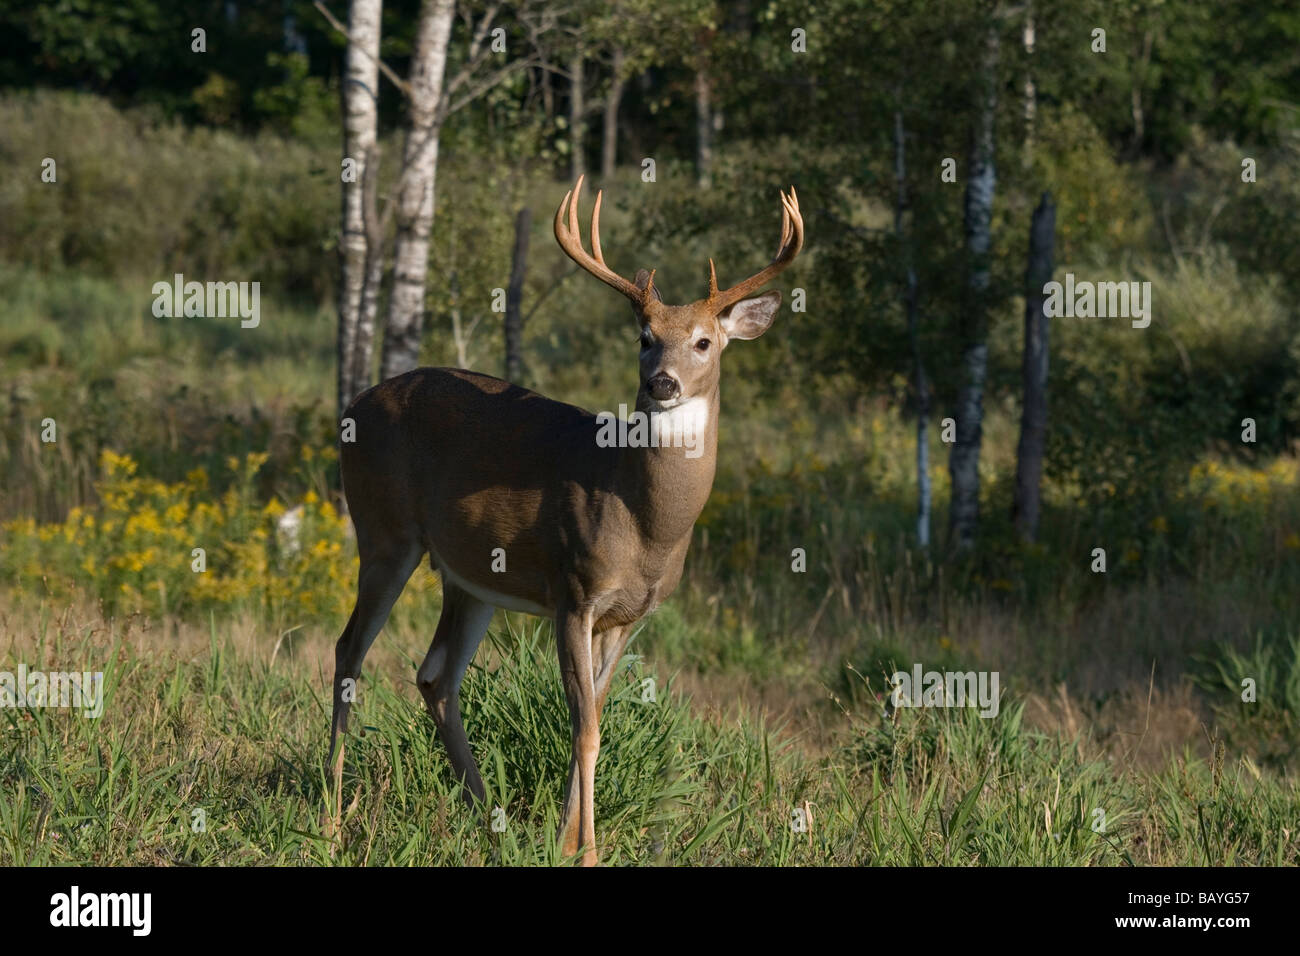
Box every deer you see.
[327,175,803,865]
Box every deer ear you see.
[634,269,663,303]
[631,269,663,328]
[719,289,781,342]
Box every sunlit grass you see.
[1,607,1294,866]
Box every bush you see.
[0,91,337,299]
[0,448,373,625]
[1193,633,1300,771]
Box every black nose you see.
[647,373,680,402]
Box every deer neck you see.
[617,385,720,545]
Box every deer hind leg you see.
[556,607,600,865]
[416,578,494,806]
[592,625,633,718]
[328,538,424,776]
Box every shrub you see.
[0,448,374,625]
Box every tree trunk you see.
[351,138,385,402]
[1012,192,1055,541]
[505,206,531,382]
[1131,29,1153,153]
[379,0,455,383]
[1022,4,1035,168]
[601,47,626,179]
[695,67,713,188]
[568,50,586,182]
[894,108,930,550]
[541,65,554,119]
[337,0,382,414]
[948,16,999,551]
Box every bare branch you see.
[440,53,541,121]
[444,4,502,100]
[313,0,411,97]
[468,4,501,62]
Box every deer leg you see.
[327,540,424,785]
[416,579,494,806]
[556,606,599,865]
[592,625,633,718]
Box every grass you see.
[0,602,1295,866]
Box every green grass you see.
[0,606,1295,866]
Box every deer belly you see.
[428,543,552,616]
[593,587,662,630]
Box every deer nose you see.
[647,373,680,402]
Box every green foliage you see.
[1193,633,1300,771]
[0,91,337,298]
[461,625,697,854]
[0,0,343,126]
[1027,106,1155,262]
[1045,249,1296,530]
[251,53,337,139]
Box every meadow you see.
[1,91,1298,866]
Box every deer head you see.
[554,175,804,413]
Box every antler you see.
[554,175,655,308]
[703,186,803,312]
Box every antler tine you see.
[703,185,804,312]
[554,175,649,307]
[590,188,605,265]
[567,174,584,250]
[777,192,793,255]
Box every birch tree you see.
[948,7,1001,551]
[320,0,549,401]
[379,0,456,382]
[335,0,381,414]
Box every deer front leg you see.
[556,606,599,866]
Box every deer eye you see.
[639,331,653,349]
[695,338,711,352]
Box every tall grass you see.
[0,606,1294,865]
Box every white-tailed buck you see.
[328,175,803,865]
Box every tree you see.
[1012,192,1055,541]
[567,45,587,181]
[335,0,382,415]
[504,206,531,381]
[948,4,1002,551]
[894,106,931,549]
[555,0,713,181]
[601,44,627,178]
[319,0,550,410]
[379,0,456,382]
